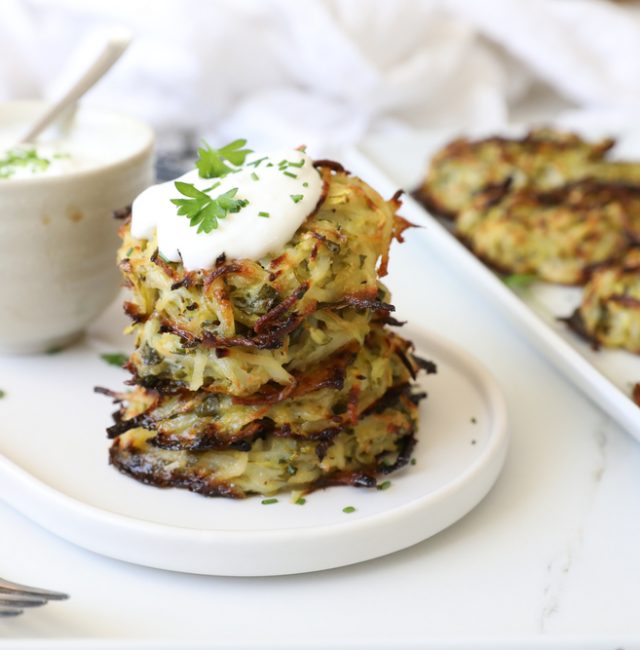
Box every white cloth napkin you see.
[1,0,640,155]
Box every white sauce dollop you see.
[131,148,323,271]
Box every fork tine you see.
[0,606,23,617]
[0,594,48,608]
[0,579,68,601]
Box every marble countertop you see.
[2,135,640,649]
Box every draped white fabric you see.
[1,0,639,154]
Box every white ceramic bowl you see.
[0,101,154,353]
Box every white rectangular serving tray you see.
[345,143,640,442]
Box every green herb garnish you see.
[287,159,304,168]
[247,156,268,168]
[295,497,306,505]
[377,481,391,491]
[303,182,309,187]
[195,139,253,179]
[410,458,417,466]
[261,498,278,505]
[100,352,128,367]
[0,389,5,399]
[290,194,304,204]
[342,506,356,514]
[503,273,537,289]
[0,147,51,179]
[172,184,248,233]
[258,211,270,218]
[283,171,298,179]
[251,172,260,181]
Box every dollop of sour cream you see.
[0,145,76,179]
[131,148,323,271]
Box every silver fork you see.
[0,578,68,617]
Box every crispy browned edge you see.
[107,388,424,498]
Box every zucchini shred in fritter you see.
[99,160,433,498]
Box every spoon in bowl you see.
[17,29,132,145]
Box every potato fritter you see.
[100,160,432,498]
[109,387,421,499]
[101,327,423,451]
[455,180,640,285]
[416,128,640,219]
[565,248,640,352]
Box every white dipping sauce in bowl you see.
[0,145,83,179]
[0,101,154,354]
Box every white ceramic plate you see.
[348,140,640,442]
[0,295,507,576]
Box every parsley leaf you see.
[503,273,537,289]
[100,352,129,367]
[195,139,253,179]
[172,183,248,233]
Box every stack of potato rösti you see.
[99,160,433,498]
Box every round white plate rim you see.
[0,326,508,574]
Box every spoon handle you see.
[18,30,131,145]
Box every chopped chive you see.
[290,194,304,204]
[0,389,5,399]
[377,480,391,491]
[287,159,304,168]
[283,171,297,179]
[342,506,356,514]
[410,458,417,465]
[251,172,259,181]
[203,181,221,193]
[302,182,309,187]
[295,497,306,505]
[46,346,64,355]
[258,211,270,218]
[267,163,274,167]
[261,498,278,505]
[247,156,268,168]
[125,247,134,257]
